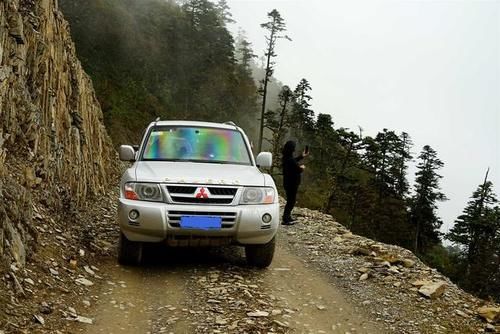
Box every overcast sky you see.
[226,0,500,234]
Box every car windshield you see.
[141,126,252,165]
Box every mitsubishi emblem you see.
[195,187,209,199]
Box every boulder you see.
[381,254,400,264]
[411,279,433,287]
[75,278,94,287]
[247,311,269,317]
[418,281,447,299]
[478,307,500,324]
[485,323,496,332]
[401,259,415,268]
[359,273,369,281]
[352,247,371,256]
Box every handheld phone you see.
[304,145,309,154]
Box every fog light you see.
[262,213,272,224]
[129,210,139,220]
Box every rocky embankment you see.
[283,207,500,333]
[0,0,116,325]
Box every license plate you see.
[180,216,222,230]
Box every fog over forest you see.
[225,0,499,236]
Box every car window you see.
[141,126,252,165]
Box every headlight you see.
[239,187,275,205]
[124,183,163,202]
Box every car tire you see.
[118,232,143,265]
[245,237,276,268]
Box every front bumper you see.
[118,199,279,245]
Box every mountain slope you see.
[59,0,259,145]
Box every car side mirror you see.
[256,152,272,168]
[119,145,136,162]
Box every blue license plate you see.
[180,216,222,230]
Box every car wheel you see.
[118,232,143,265]
[245,237,276,268]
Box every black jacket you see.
[282,154,304,189]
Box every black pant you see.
[283,185,298,222]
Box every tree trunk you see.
[414,219,420,254]
[257,29,275,153]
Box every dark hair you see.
[282,140,296,158]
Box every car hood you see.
[134,161,266,186]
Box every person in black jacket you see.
[281,140,308,225]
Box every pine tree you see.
[235,31,257,74]
[290,79,314,140]
[214,0,235,24]
[363,131,413,197]
[447,172,500,298]
[257,9,291,152]
[315,114,336,165]
[182,0,206,29]
[410,145,447,254]
[324,128,363,213]
[392,132,413,197]
[264,85,293,174]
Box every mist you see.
[226,0,500,234]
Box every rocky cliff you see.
[0,0,116,268]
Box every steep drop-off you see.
[0,0,115,268]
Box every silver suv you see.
[117,121,279,267]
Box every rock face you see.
[0,0,116,267]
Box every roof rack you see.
[153,117,161,127]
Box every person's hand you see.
[300,165,306,170]
[302,150,309,157]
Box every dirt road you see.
[1,197,489,334]
[80,238,383,334]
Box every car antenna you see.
[224,121,236,127]
[154,116,160,127]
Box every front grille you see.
[166,185,239,205]
[166,186,196,194]
[207,187,237,196]
[171,197,233,204]
[167,211,237,228]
